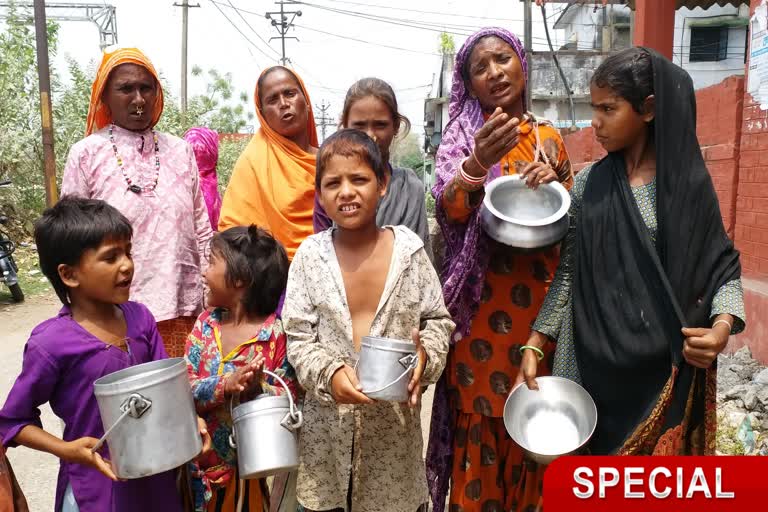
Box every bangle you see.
[460,158,487,183]
[519,345,544,361]
[712,319,733,332]
[458,158,487,190]
[472,148,490,172]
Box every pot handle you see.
[229,369,303,441]
[91,392,153,453]
[355,353,419,396]
[263,370,303,430]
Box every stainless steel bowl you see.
[503,376,597,465]
[480,175,571,249]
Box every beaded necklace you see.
[109,124,160,194]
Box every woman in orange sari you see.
[219,67,323,261]
[426,28,573,512]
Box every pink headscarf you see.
[184,127,222,230]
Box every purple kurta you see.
[0,301,184,512]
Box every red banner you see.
[544,456,766,511]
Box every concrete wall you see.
[672,5,750,90]
[550,4,748,123]
[529,51,609,124]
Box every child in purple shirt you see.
[0,197,206,512]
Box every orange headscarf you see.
[218,67,318,260]
[85,47,164,136]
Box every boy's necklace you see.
[109,124,161,194]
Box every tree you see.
[158,67,254,136]
[0,4,60,214]
[390,132,425,179]
[439,32,455,55]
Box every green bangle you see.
[519,345,545,361]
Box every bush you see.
[425,191,436,217]
[217,137,250,196]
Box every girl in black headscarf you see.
[516,47,745,455]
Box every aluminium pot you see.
[93,357,202,479]
[230,370,302,479]
[480,175,571,249]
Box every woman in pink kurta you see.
[61,47,213,357]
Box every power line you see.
[226,0,281,58]
[208,0,277,63]
[214,0,567,47]
[296,0,493,32]
[292,1,476,36]
[291,60,345,97]
[315,99,336,142]
[293,23,441,56]
[305,82,348,93]
[266,0,303,65]
[312,0,526,22]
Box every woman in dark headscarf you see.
[519,48,745,456]
[426,28,573,512]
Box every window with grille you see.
[689,26,729,62]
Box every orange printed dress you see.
[440,116,572,512]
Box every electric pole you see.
[174,0,199,114]
[32,0,58,207]
[315,100,335,143]
[523,0,532,112]
[265,1,302,66]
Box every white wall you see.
[558,4,748,91]
[673,5,749,90]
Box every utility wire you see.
[208,0,277,63]
[225,0,281,58]
[292,1,476,36]
[293,23,441,56]
[311,0,526,22]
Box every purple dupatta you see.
[426,28,528,511]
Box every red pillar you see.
[632,0,676,59]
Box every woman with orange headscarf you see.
[61,48,213,357]
[219,66,326,260]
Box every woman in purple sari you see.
[425,28,573,512]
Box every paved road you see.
[0,296,436,510]
[1,297,61,511]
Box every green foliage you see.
[157,69,254,136]
[216,137,250,196]
[425,191,435,217]
[0,4,60,216]
[716,414,747,455]
[390,132,425,179]
[439,32,456,55]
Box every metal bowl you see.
[480,175,571,249]
[503,376,597,465]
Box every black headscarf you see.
[573,48,741,454]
